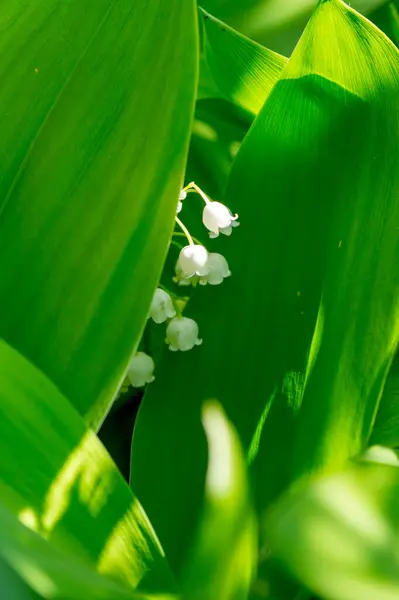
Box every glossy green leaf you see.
[131,0,399,570]
[200,9,288,114]
[0,340,175,594]
[371,352,399,448]
[0,0,197,428]
[200,0,390,54]
[370,0,399,46]
[244,0,399,499]
[0,498,177,600]
[267,456,399,600]
[181,403,256,600]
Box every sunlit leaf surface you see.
[201,9,287,114]
[268,455,399,600]
[200,0,389,53]
[0,0,198,429]
[0,341,175,594]
[131,0,399,576]
[181,403,256,600]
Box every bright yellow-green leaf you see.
[200,9,287,114]
[200,0,390,53]
[181,403,256,600]
[0,498,176,600]
[371,352,399,447]
[0,0,198,429]
[0,340,175,594]
[130,0,399,573]
[267,455,399,600]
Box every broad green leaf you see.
[0,0,198,428]
[267,456,399,600]
[200,10,288,114]
[131,0,399,571]
[0,498,176,600]
[0,340,175,594]
[371,351,399,448]
[370,0,399,46]
[0,555,39,600]
[200,0,390,53]
[181,403,256,600]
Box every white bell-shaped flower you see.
[173,262,198,286]
[166,317,203,352]
[177,189,187,214]
[177,244,209,278]
[202,201,239,238]
[199,253,231,286]
[149,288,176,324]
[127,352,155,387]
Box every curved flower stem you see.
[173,232,203,246]
[175,216,194,245]
[183,181,211,205]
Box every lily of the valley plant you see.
[0,1,399,600]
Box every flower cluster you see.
[127,182,239,388]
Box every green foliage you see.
[131,2,399,590]
[369,0,399,46]
[268,452,399,600]
[1,0,399,598]
[0,498,170,600]
[0,340,175,594]
[181,403,256,600]
[200,9,287,114]
[371,352,399,448]
[0,0,198,429]
[199,0,391,53]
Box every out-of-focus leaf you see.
[187,99,251,200]
[0,340,175,594]
[0,0,197,429]
[371,352,399,448]
[370,0,399,46]
[0,498,176,600]
[267,457,399,600]
[200,0,390,54]
[200,10,287,114]
[181,402,256,600]
[0,555,39,600]
[130,0,399,573]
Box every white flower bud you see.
[166,317,203,352]
[127,352,155,387]
[177,244,209,278]
[176,190,187,214]
[202,201,239,238]
[199,253,231,286]
[149,288,176,324]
